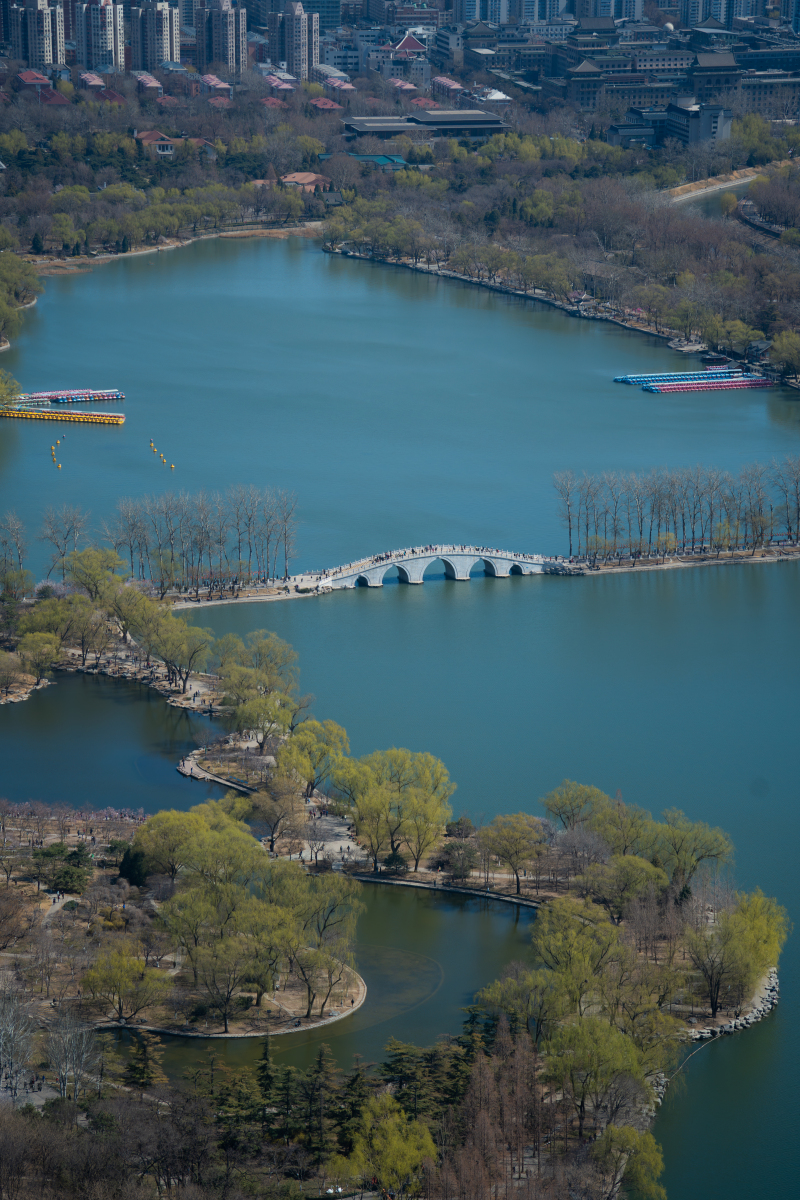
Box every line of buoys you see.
[150,439,175,469]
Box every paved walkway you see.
[303,802,361,864]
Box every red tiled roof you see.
[18,70,51,86]
[97,89,126,104]
[310,97,343,110]
[40,89,70,105]
[392,33,426,51]
[136,130,170,143]
[260,96,288,108]
[208,95,232,108]
[157,95,182,107]
[410,97,439,108]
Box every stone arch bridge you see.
[312,545,575,589]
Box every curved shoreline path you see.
[99,968,368,1041]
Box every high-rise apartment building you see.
[195,0,247,73]
[74,0,125,71]
[9,0,65,69]
[268,1,318,79]
[575,0,643,16]
[302,0,340,34]
[130,0,180,69]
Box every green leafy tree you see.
[771,329,800,378]
[588,795,654,857]
[653,808,733,887]
[686,889,790,1017]
[0,650,21,696]
[531,898,622,1015]
[133,809,207,881]
[18,631,59,682]
[83,946,171,1020]
[593,1125,667,1200]
[403,790,452,871]
[542,779,609,830]
[544,1016,645,1139]
[478,966,568,1045]
[479,812,545,893]
[330,1094,436,1196]
[235,693,291,755]
[279,719,349,797]
[0,369,20,408]
[577,855,668,924]
[65,547,127,600]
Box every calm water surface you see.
[1,238,798,1199]
[2,237,800,574]
[157,887,535,1080]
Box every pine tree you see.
[31,232,44,254]
[256,1034,274,1105]
[335,1061,372,1155]
[123,1032,167,1094]
[298,1044,340,1163]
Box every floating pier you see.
[0,407,125,425]
[15,388,125,405]
[642,376,775,394]
[614,369,743,385]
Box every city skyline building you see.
[74,0,125,71]
[195,0,247,74]
[130,0,180,70]
[9,0,65,69]
[268,1,319,79]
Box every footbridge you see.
[312,545,575,590]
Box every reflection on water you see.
[0,674,225,812]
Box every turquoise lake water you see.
[1,237,799,1197]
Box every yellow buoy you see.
[171,464,175,469]
[57,464,61,469]
[56,439,60,445]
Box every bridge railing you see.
[318,546,561,580]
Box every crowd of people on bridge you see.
[297,545,564,583]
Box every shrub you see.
[119,847,150,887]
[383,850,408,874]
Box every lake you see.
[1,236,798,1198]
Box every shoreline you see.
[94,965,367,1040]
[322,246,780,375]
[30,223,324,278]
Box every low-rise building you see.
[607,98,731,145]
[135,129,218,157]
[342,108,507,139]
[280,170,332,189]
[133,70,163,96]
[311,60,350,83]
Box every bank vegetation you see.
[553,455,800,561]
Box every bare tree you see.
[0,992,35,1099]
[39,505,90,581]
[45,1009,101,1101]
